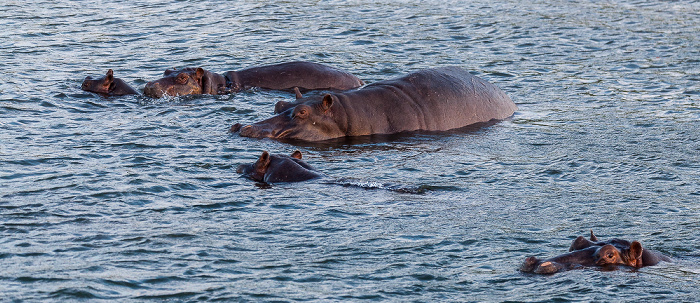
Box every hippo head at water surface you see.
[521,231,671,274]
[237,150,323,183]
[143,67,225,98]
[568,230,671,268]
[238,94,346,141]
[81,69,138,96]
[520,244,638,274]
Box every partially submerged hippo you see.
[143,61,364,98]
[521,231,671,274]
[237,150,322,183]
[236,150,424,192]
[520,245,628,274]
[235,66,517,142]
[81,69,139,96]
[568,230,671,267]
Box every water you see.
[1,0,699,301]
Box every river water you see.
[1,0,699,301]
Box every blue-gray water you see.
[1,0,699,301]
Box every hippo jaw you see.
[144,68,205,98]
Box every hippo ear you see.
[293,87,303,99]
[321,94,334,112]
[630,241,643,259]
[106,69,114,81]
[291,150,303,159]
[590,230,598,242]
[255,151,271,170]
[195,68,206,87]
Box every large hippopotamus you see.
[568,230,671,267]
[521,231,671,274]
[81,69,139,96]
[237,150,322,183]
[143,61,364,98]
[234,66,517,142]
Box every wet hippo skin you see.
[569,231,671,267]
[81,69,139,96]
[520,245,628,274]
[143,61,364,98]
[236,66,517,142]
[237,150,322,183]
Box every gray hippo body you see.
[143,61,364,98]
[236,66,517,142]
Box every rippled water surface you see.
[2,0,699,301]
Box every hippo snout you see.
[236,164,246,174]
[239,125,274,138]
[143,82,164,98]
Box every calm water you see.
[2,0,699,301]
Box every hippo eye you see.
[294,108,308,119]
[176,73,189,84]
[607,252,614,259]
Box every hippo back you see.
[232,61,364,91]
[335,66,517,136]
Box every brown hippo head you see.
[144,67,224,98]
[82,69,138,96]
[238,94,345,142]
[594,242,644,268]
[236,150,322,183]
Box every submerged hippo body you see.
[569,231,671,267]
[143,61,364,98]
[237,66,517,142]
[81,69,139,96]
[237,150,322,183]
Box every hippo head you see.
[238,94,345,142]
[144,67,215,98]
[236,150,321,183]
[82,69,117,94]
[594,242,643,268]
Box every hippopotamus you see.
[234,66,517,142]
[521,231,671,274]
[81,69,139,96]
[143,61,364,98]
[568,230,671,267]
[520,245,628,274]
[237,150,322,183]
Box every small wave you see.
[331,178,427,194]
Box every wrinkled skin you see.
[236,66,517,142]
[237,150,322,183]
[569,230,671,267]
[520,245,633,274]
[81,69,139,96]
[143,61,364,98]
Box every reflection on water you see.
[1,0,699,301]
